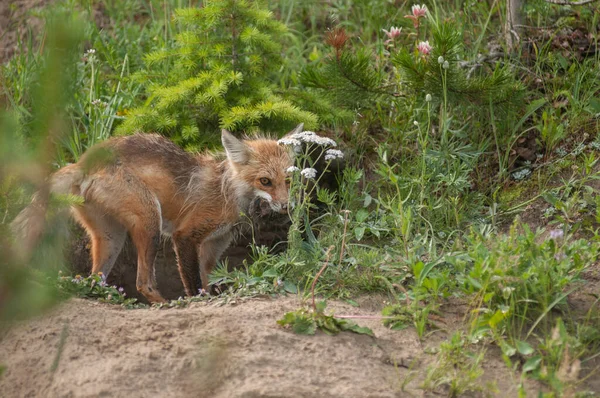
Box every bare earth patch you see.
[0,296,544,398]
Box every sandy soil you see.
[0,296,543,398]
[0,0,49,63]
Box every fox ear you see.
[288,123,304,136]
[222,129,250,164]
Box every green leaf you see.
[417,259,442,286]
[467,276,482,290]
[512,98,547,136]
[277,311,316,335]
[283,281,297,294]
[345,299,359,307]
[522,355,542,373]
[354,226,366,241]
[588,97,600,113]
[488,309,507,329]
[318,316,339,334]
[292,317,316,335]
[516,340,534,356]
[339,320,374,336]
[315,300,327,314]
[355,209,369,223]
[262,269,278,278]
[389,322,410,331]
[500,341,516,357]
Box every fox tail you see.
[10,164,83,258]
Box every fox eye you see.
[259,177,272,186]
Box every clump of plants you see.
[278,300,374,336]
[278,247,373,336]
[118,0,318,150]
[56,273,142,308]
[451,222,599,340]
[421,332,491,396]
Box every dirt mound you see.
[0,297,541,398]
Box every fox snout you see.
[266,196,290,215]
[276,201,289,214]
[254,197,288,216]
[253,190,289,215]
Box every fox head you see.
[222,124,302,214]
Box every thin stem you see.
[311,245,334,312]
[337,210,350,283]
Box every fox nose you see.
[279,203,288,214]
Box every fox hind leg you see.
[130,227,164,303]
[82,172,165,303]
[73,206,127,278]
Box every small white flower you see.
[549,229,564,240]
[86,49,96,54]
[290,131,317,141]
[438,56,444,64]
[413,121,419,126]
[278,137,301,146]
[300,168,317,179]
[324,149,344,161]
[286,166,300,173]
[91,99,108,107]
[315,136,337,147]
[425,94,432,102]
[443,60,450,70]
[289,131,337,147]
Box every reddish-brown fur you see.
[12,126,300,303]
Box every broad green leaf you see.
[354,226,366,241]
[355,209,369,223]
[522,356,542,373]
[500,341,516,357]
[516,340,534,356]
[467,276,482,290]
[339,321,374,336]
[283,281,297,294]
[589,97,600,113]
[262,269,278,278]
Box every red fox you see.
[12,125,301,303]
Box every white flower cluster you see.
[278,137,301,146]
[300,168,317,179]
[91,99,108,107]
[278,131,337,147]
[324,149,344,161]
[286,166,300,173]
[86,49,96,54]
